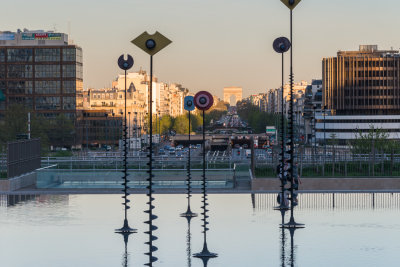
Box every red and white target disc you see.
[194,91,214,111]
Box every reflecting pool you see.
[1,193,400,266]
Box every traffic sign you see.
[281,0,301,10]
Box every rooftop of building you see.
[0,29,73,47]
[337,45,400,57]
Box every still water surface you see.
[1,193,400,267]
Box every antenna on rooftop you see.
[67,21,74,44]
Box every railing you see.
[36,166,235,189]
[36,155,237,189]
[252,192,400,210]
[255,145,400,178]
[41,154,234,170]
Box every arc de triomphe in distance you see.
[223,87,243,106]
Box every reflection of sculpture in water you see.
[288,228,296,267]
[280,209,287,267]
[279,208,298,267]
[119,232,132,267]
[185,216,193,267]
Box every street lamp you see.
[112,112,115,150]
[158,110,161,140]
[312,105,317,167]
[280,0,304,229]
[128,112,131,140]
[105,113,108,149]
[132,31,172,266]
[134,112,138,138]
[323,105,327,167]
[155,112,158,141]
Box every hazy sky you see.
[3,0,400,98]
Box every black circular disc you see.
[273,37,291,53]
[118,54,134,70]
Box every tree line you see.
[236,100,281,133]
[0,104,75,154]
[152,101,228,135]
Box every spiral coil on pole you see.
[115,63,136,234]
[181,110,197,218]
[194,109,217,261]
[144,55,158,266]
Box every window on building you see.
[35,48,60,62]
[63,81,76,94]
[7,48,33,62]
[62,64,76,78]
[35,96,61,110]
[0,49,5,62]
[63,48,76,62]
[9,96,33,108]
[0,65,5,79]
[8,81,33,94]
[63,96,76,110]
[35,65,60,78]
[7,65,33,78]
[35,81,61,94]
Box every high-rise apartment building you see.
[0,29,83,120]
[323,45,400,115]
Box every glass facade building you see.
[323,45,400,115]
[0,30,82,121]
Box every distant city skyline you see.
[3,0,400,98]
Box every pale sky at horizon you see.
[3,0,400,98]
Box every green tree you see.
[173,114,189,134]
[0,104,29,142]
[205,109,227,125]
[46,114,75,147]
[236,100,279,133]
[351,125,395,154]
[159,115,173,135]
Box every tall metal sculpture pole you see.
[181,96,197,219]
[132,31,171,267]
[280,0,304,229]
[193,91,217,265]
[273,37,291,211]
[115,54,136,234]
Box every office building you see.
[323,45,400,115]
[319,45,400,142]
[0,29,83,121]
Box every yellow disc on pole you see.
[131,31,172,56]
[280,0,301,10]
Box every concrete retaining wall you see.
[0,172,37,192]
[252,177,400,191]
